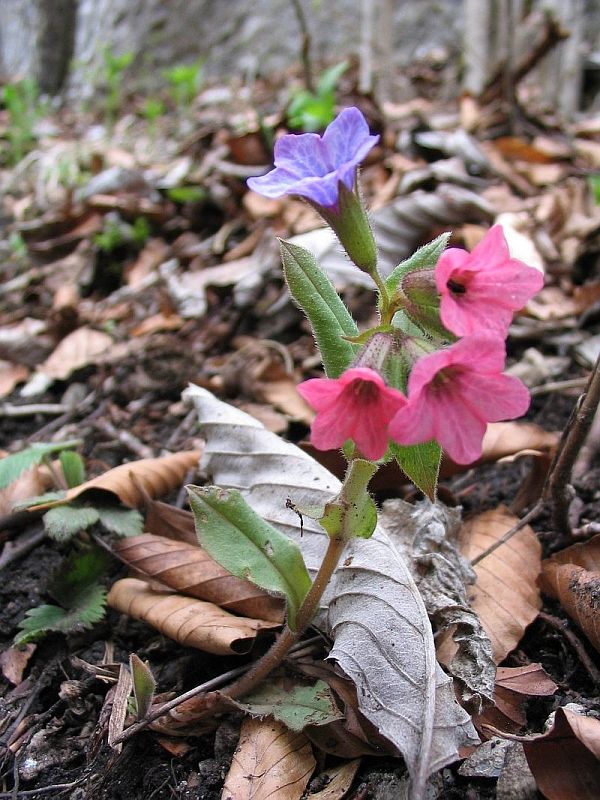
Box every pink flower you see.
[298,367,407,461]
[388,335,531,465]
[436,225,544,337]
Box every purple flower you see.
[247,107,379,210]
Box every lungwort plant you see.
[184,107,543,798]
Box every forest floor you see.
[1,53,600,800]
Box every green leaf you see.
[12,491,67,512]
[130,654,156,719]
[50,546,112,606]
[0,439,81,490]
[59,450,86,488]
[316,61,349,94]
[389,440,441,501]
[187,485,312,630]
[280,240,359,378]
[385,232,451,295]
[97,505,144,537]
[43,504,100,541]
[166,186,206,203]
[233,680,344,732]
[14,586,107,645]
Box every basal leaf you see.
[280,239,359,378]
[385,232,451,295]
[389,441,442,501]
[97,504,144,537]
[233,680,344,732]
[0,439,80,490]
[43,504,100,541]
[187,485,312,630]
[15,585,107,645]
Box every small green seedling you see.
[287,61,348,132]
[1,78,42,164]
[102,48,134,127]
[164,60,203,113]
[142,97,165,140]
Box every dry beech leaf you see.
[184,386,477,797]
[475,664,558,736]
[438,506,542,664]
[39,327,114,380]
[113,534,284,623]
[523,708,600,800]
[542,533,600,573]
[222,717,315,800]
[308,759,361,799]
[0,644,36,685]
[539,563,600,653]
[476,422,558,463]
[107,578,279,655]
[0,360,28,399]
[144,498,198,546]
[34,450,200,510]
[124,237,169,287]
[129,312,184,337]
[0,465,52,515]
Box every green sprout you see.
[102,48,134,127]
[163,60,203,113]
[1,78,42,164]
[287,61,348,132]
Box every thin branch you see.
[289,0,314,92]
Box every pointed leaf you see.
[389,441,442,501]
[59,450,86,488]
[130,654,156,719]
[280,240,359,378]
[187,485,311,630]
[231,680,344,732]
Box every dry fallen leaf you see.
[221,717,315,800]
[523,708,600,800]
[0,360,29,399]
[129,312,184,337]
[124,238,169,287]
[438,506,542,663]
[308,760,361,800]
[539,563,600,653]
[0,644,36,685]
[34,450,200,510]
[542,533,600,572]
[113,534,284,623]
[107,578,279,655]
[143,498,198,546]
[39,327,114,380]
[0,465,52,515]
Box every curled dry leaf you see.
[308,759,361,800]
[523,708,600,800]
[39,327,114,380]
[113,534,284,623]
[107,578,279,655]
[475,664,558,736]
[144,498,198,546]
[540,564,600,653]
[0,360,28,399]
[437,506,542,664]
[542,533,600,572]
[221,717,315,800]
[0,465,52,516]
[184,386,478,798]
[33,450,200,510]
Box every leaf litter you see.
[1,38,600,800]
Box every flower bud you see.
[398,268,449,339]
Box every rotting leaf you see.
[184,385,478,797]
[106,578,279,655]
[187,486,311,631]
[33,450,200,510]
[523,708,600,800]
[221,717,315,800]
[113,533,284,623]
[437,505,542,663]
[227,679,344,732]
[381,499,495,714]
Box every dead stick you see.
[289,0,315,92]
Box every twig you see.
[92,419,154,460]
[0,527,46,571]
[470,503,542,567]
[0,403,73,417]
[0,780,83,798]
[530,377,589,396]
[289,0,314,92]
[538,611,600,685]
[544,352,600,534]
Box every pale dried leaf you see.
[113,534,284,622]
[0,465,52,515]
[107,578,279,655]
[539,563,600,653]
[438,506,542,663]
[39,327,114,380]
[34,450,200,510]
[479,423,558,463]
[380,499,495,714]
[542,533,600,573]
[184,386,478,797]
[523,708,600,800]
[0,644,36,685]
[221,717,315,800]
